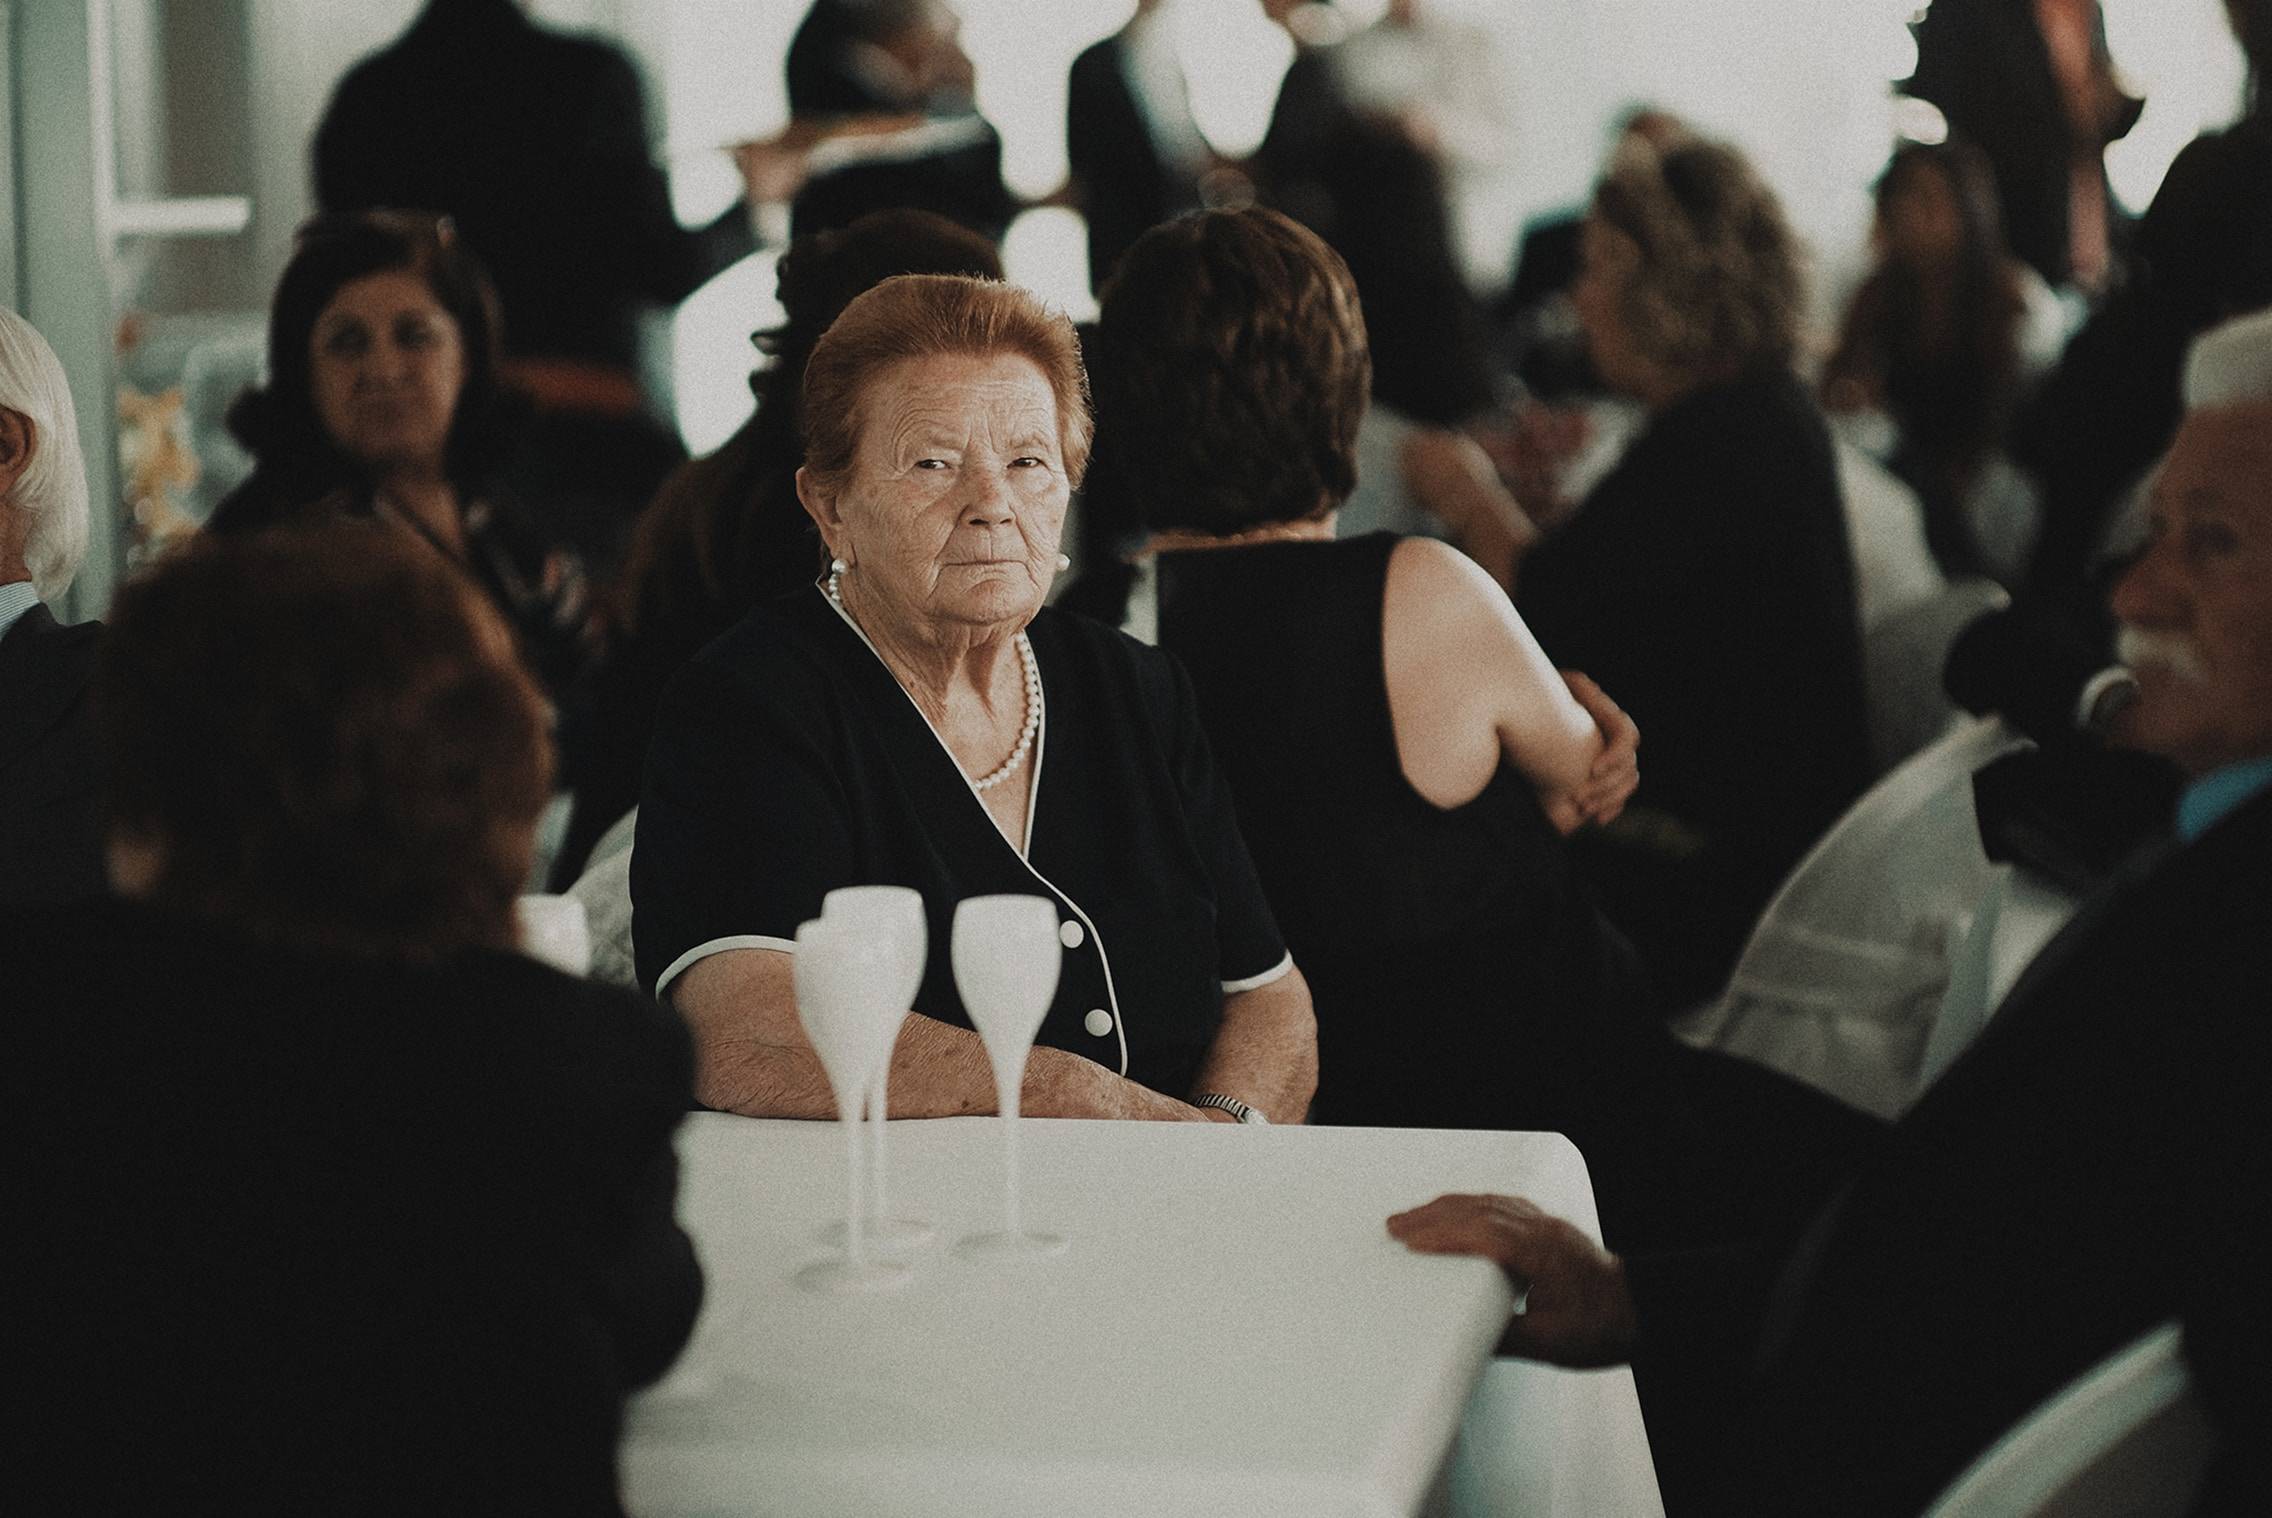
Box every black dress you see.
[1517,368,1873,1012]
[1132,534,1644,1130]
[632,589,1288,1100]
[6,896,700,1518]
[1067,536,1880,1252]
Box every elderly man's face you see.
[814,350,1070,637]
[2110,401,2272,775]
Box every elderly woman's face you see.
[308,269,465,476]
[826,350,1070,634]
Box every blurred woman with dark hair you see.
[7,524,697,1515]
[1822,140,2060,577]
[209,209,594,697]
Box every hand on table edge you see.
[1386,1192,1639,1369]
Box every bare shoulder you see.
[1383,535,1508,643]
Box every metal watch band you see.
[1194,1091,1268,1125]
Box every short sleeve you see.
[630,653,854,996]
[1144,647,1290,991]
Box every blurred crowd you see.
[7,1,2272,1513]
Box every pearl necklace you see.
[828,573,1042,793]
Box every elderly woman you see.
[1511,135,1873,1014]
[209,209,593,697]
[7,524,695,1513]
[632,274,1317,1123]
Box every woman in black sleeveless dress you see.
[1065,207,1637,1135]
[1066,209,1883,1252]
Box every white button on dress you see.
[1059,920,1086,949]
[1085,1008,1114,1037]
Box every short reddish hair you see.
[798,274,1092,494]
[95,523,551,959]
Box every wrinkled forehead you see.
[858,351,1059,448]
[2157,402,2272,516]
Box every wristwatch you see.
[1193,1091,1269,1125]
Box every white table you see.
[623,1115,1661,1518]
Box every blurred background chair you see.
[1923,1321,2215,1518]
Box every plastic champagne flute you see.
[950,894,1068,1258]
[819,885,934,1249]
[791,916,914,1293]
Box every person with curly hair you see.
[6,524,698,1515]
[1511,134,1874,1016]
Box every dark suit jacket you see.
[314,0,753,371]
[8,897,703,1517]
[1629,785,2272,1515]
[0,601,105,905]
[1066,30,1204,295]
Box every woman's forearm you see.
[675,946,1217,1121]
[1190,967,1319,1125]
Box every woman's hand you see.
[1541,671,1638,834]
[1387,1193,1638,1368]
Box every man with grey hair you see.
[1388,307,2272,1513]
[0,305,103,904]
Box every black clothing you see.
[781,2,1018,244]
[7,895,701,1518]
[633,590,1287,1098]
[1065,537,1881,1251]
[0,603,104,906]
[1517,369,1872,1012]
[1135,534,1643,1129]
[314,0,753,374]
[1903,0,2141,289]
[1254,49,1497,426]
[2017,116,2272,594]
[204,483,596,702]
[1624,785,2272,1515]
[1066,30,1206,296]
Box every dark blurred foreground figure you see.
[556,208,1002,885]
[1509,135,1873,1014]
[0,306,102,904]
[209,211,595,702]
[1388,380,2272,1514]
[315,0,769,567]
[7,526,699,1518]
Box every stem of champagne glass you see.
[868,1064,890,1218]
[999,1056,1024,1236]
[842,1102,867,1269]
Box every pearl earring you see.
[1055,552,1071,571]
[826,557,848,603]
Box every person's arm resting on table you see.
[672,948,1257,1120]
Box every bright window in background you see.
[658,0,2249,454]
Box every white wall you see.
[188,0,2259,455]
